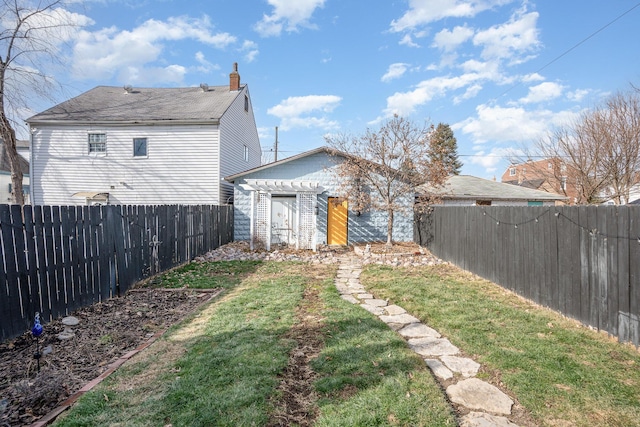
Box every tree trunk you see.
[0,111,24,206]
[386,208,394,247]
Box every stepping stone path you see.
[335,255,520,427]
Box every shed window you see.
[133,138,147,157]
[88,133,106,154]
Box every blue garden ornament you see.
[31,313,43,337]
[32,313,43,372]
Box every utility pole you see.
[274,126,278,162]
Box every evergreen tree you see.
[429,123,463,175]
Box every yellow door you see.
[327,197,348,245]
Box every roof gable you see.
[27,85,245,123]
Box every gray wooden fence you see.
[0,204,233,342]
[415,206,640,346]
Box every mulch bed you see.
[0,288,215,427]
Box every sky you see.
[11,0,640,179]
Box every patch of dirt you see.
[0,288,216,427]
[267,265,327,427]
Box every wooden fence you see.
[415,206,640,347]
[0,204,233,342]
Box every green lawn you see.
[52,261,455,427]
[362,263,640,427]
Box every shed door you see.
[271,196,297,245]
[327,197,348,245]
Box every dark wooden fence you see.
[415,206,640,347]
[0,204,233,342]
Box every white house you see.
[0,140,30,204]
[26,63,260,206]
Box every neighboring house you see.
[0,140,30,204]
[26,63,260,205]
[419,175,568,206]
[501,158,578,204]
[225,147,414,250]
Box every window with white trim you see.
[133,137,147,157]
[88,133,106,154]
[509,167,516,176]
[244,145,249,162]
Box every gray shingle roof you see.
[27,85,244,123]
[418,175,567,201]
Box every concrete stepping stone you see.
[361,304,385,315]
[446,378,513,415]
[384,304,406,315]
[357,293,374,300]
[398,323,440,338]
[363,298,387,307]
[425,358,453,380]
[460,412,520,427]
[408,337,459,356]
[440,355,481,378]
[379,313,421,325]
[340,294,359,304]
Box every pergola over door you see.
[241,180,323,251]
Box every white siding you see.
[31,124,221,205]
[219,86,261,204]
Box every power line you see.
[492,1,640,101]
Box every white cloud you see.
[254,0,325,37]
[468,146,513,171]
[519,81,564,104]
[241,40,259,63]
[384,73,484,116]
[267,95,341,131]
[390,0,514,32]
[399,34,420,48]
[71,15,236,84]
[381,63,409,82]
[194,51,219,73]
[522,72,545,82]
[567,88,591,102]
[455,104,578,145]
[473,10,540,61]
[432,25,474,52]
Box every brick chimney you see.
[229,62,240,91]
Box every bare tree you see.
[519,88,640,204]
[0,0,82,204]
[325,115,448,246]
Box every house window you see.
[561,176,567,191]
[244,145,249,162]
[528,201,543,206]
[244,95,249,112]
[133,138,147,157]
[509,167,516,176]
[547,162,552,169]
[88,133,106,154]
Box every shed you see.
[225,147,414,250]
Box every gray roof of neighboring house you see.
[502,178,546,190]
[418,175,567,201]
[0,140,29,174]
[27,85,245,123]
